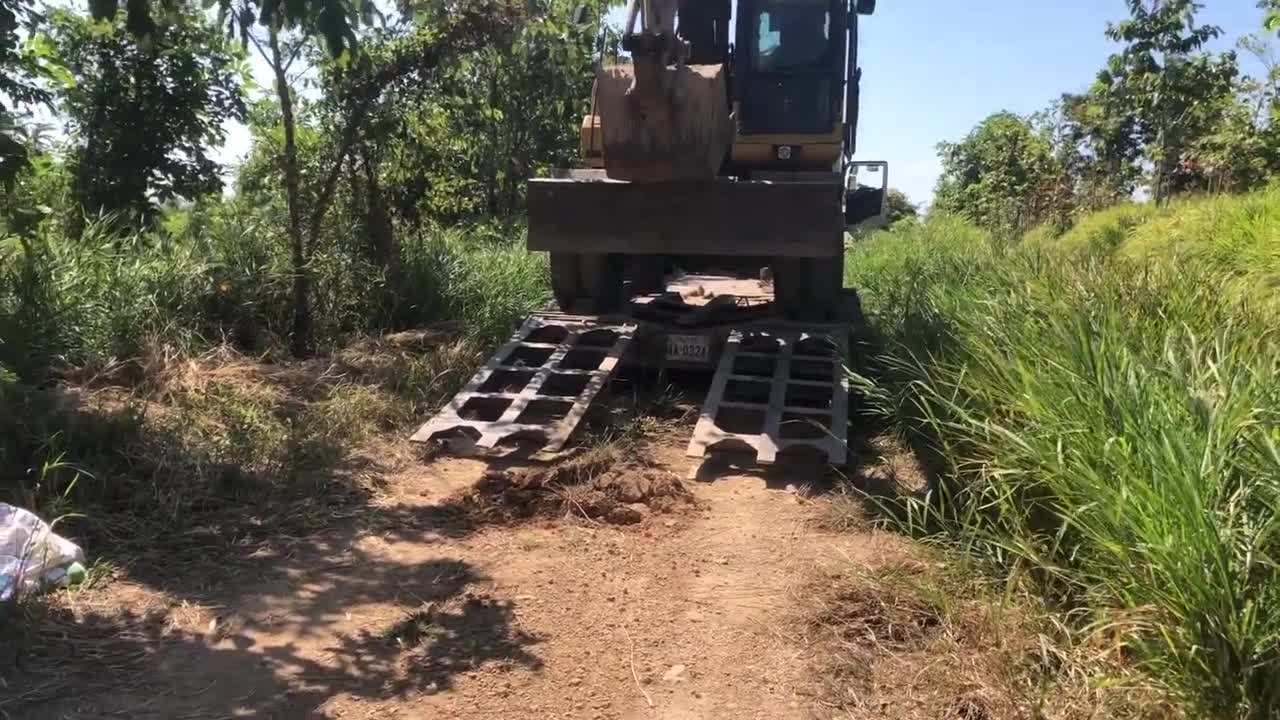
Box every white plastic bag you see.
[0,503,85,603]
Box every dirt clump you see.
[604,503,646,525]
[461,462,695,525]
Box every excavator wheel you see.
[549,252,625,314]
[773,256,843,321]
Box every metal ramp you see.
[411,315,635,452]
[686,327,849,469]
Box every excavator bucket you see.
[593,62,735,182]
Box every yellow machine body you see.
[532,0,886,319]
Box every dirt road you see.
[19,430,914,720]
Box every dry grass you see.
[811,559,1178,720]
[0,329,500,711]
[0,328,488,601]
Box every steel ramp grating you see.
[412,315,635,452]
[686,327,848,467]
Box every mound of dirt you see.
[461,462,696,526]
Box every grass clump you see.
[1022,202,1160,256]
[812,556,1165,719]
[844,185,1280,718]
[0,334,495,561]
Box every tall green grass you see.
[1022,201,1160,256]
[402,223,550,344]
[0,202,548,377]
[1022,185,1280,304]
[0,201,549,552]
[846,189,1280,717]
[1120,185,1280,311]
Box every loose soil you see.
[5,406,1004,720]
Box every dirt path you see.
[21,435,912,720]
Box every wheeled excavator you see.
[526,0,887,320]
[411,0,884,465]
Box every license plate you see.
[666,333,711,363]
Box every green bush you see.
[846,187,1280,717]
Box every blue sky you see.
[219,1,1274,204]
[854,1,1272,205]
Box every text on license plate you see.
[666,334,711,363]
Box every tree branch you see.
[247,29,277,70]
[283,37,306,73]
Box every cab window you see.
[751,0,831,72]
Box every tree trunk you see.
[485,70,499,216]
[270,27,312,356]
[360,146,395,269]
[71,46,116,240]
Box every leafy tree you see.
[1172,4,1280,190]
[1239,16,1280,166]
[1182,74,1276,193]
[88,0,375,57]
[0,0,69,188]
[430,0,608,218]
[1052,90,1144,209]
[1099,0,1236,202]
[884,188,917,225]
[968,0,1277,228]
[47,7,247,230]
[234,0,517,354]
[933,111,1061,233]
[351,0,610,224]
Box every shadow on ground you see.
[0,339,548,718]
[1,556,541,719]
[829,323,956,529]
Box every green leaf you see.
[45,63,76,90]
[1265,9,1280,33]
